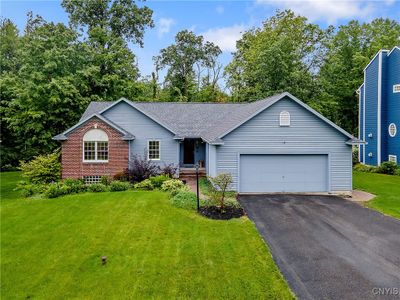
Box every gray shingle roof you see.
[77,92,355,143]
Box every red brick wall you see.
[61,117,129,179]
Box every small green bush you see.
[19,150,61,184]
[171,191,197,210]
[100,176,112,186]
[376,161,398,175]
[161,179,190,195]
[45,182,69,198]
[353,163,377,173]
[134,179,154,190]
[16,181,46,198]
[149,175,170,188]
[63,178,86,193]
[87,183,108,193]
[110,180,131,191]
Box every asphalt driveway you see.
[239,194,400,300]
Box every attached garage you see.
[239,154,329,193]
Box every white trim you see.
[388,123,397,137]
[147,140,161,161]
[358,90,361,162]
[363,71,366,164]
[388,155,397,163]
[388,46,400,56]
[82,141,109,163]
[377,52,382,166]
[279,111,291,126]
[363,50,389,72]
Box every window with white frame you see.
[393,84,400,93]
[83,129,109,162]
[83,175,101,184]
[388,155,397,163]
[388,123,397,137]
[279,111,290,126]
[148,140,160,160]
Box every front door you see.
[183,140,195,164]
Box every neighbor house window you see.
[279,111,290,126]
[83,129,109,162]
[393,84,400,93]
[83,175,101,184]
[388,123,397,137]
[388,155,397,163]
[148,140,160,160]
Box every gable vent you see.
[279,111,291,126]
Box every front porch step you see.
[179,167,206,178]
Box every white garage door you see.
[239,154,328,193]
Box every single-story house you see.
[54,92,361,193]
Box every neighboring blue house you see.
[358,46,400,166]
[55,92,360,194]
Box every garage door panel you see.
[240,154,328,193]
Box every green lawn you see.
[0,172,293,299]
[353,171,400,219]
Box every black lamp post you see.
[195,163,200,211]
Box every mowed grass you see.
[353,171,400,219]
[0,172,293,299]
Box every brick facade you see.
[61,117,129,179]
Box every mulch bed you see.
[198,206,245,220]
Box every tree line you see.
[1,1,399,169]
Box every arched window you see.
[388,123,397,137]
[279,111,290,126]
[83,129,109,162]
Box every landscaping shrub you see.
[161,179,190,195]
[45,182,69,198]
[100,176,112,186]
[128,154,160,183]
[63,178,86,193]
[353,163,377,173]
[109,180,131,191]
[352,148,359,165]
[16,181,46,198]
[113,170,130,182]
[149,175,170,188]
[134,179,154,190]
[171,191,197,210]
[87,183,108,193]
[160,163,178,177]
[376,161,398,175]
[208,173,233,210]
[19,150,61,184]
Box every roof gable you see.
[53,114,134,141]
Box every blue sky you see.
[1,0,399,89]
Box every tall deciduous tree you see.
[62,0,154,99]
[225,10,331,103]
[318,18,400,134]
[154,30,222,101]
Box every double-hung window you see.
[148,140,160,160]
[83,129,109,162]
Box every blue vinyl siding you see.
[385,48,400,162]
[103,102,180,168]
[216,97,352,192]
[364,55,379,166]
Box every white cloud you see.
[255,0,376,24]
[201,24,247,52]
[157,18,175,38]
[216,5,224,14]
